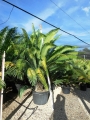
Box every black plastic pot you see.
[86,83,90,88]
[62,86,70,94]
[80,83,87,91]
[33,91,49,105]
[51,83,55,90]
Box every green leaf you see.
[41,43,55,59]
[53,79,64,85]
[16,59,26,70]
[19,85,30,97]
[44,28,59,44]
[36,68,48,90]
[0,78,6,89]
[27,68,37,86]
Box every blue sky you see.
[0,0,90,48]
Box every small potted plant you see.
[53,78,71,94]
[73,59,90,91]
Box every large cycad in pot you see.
[25,24,60,92]
[6,24,60,97]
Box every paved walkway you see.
[3,87,90,120]
[52,87,90,120]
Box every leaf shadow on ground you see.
[71,87,90,115]
[4,91,38,120]
[53,94,68,120]
[3,87,18,110]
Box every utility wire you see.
[50,0,90,34]
[0,6,14,25]
[2,0,90,46]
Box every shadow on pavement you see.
[5,92,38,120]
[71,87,90,115]
[53,94,67,120]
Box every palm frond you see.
[27,68,37,86]
[36,68,48,90]
[19,85,30,97]
[41,43,55,59]
[0,77,6,89]
[44,28,59,44]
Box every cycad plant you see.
[5,24,80,97]
[0,27,20,62]
[72,59,90,84]
[5,24,60,97]
[47,45,79,86]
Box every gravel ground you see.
[2,87,90,120]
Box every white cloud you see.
[22,2,64,32]
[42,27,54,33]
[82,6,90,16]
[59,29,89,38]
[67,6,79,15]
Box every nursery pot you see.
[33,91,49,105]
[86,83,90,88]
[80,83,87,91]
[62,85,70,94]
[15,84,21,91]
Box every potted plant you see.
[52,63,77,94]
[5,25,83,103]
[5,24,60,105]
[46,44,79,92]
[72,59,90,91]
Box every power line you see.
[0,6,14,25]
[50,0,90,34]
[2,0,90,46]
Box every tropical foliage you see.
[4,24,79,96]
[5,24,60,96]
[0,72,6,89]
[1,24,90,97]
[72,59,90,84]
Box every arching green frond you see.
[41,43,55,59]
[51,34,61,43]
[0,77,6,89]
[22,28,30,42]
[16,59,27,71]
[5,65,24,80]
[44,28,59,44]
[19,85,30,97]
[21,29,32,49]
[47,45,78,63]
[27,68,37,86]
[36,32,46,50]
[40,59,48,74]
[53,45,77,55]
[36,68,48,90]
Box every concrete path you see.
[3,87,90,120]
